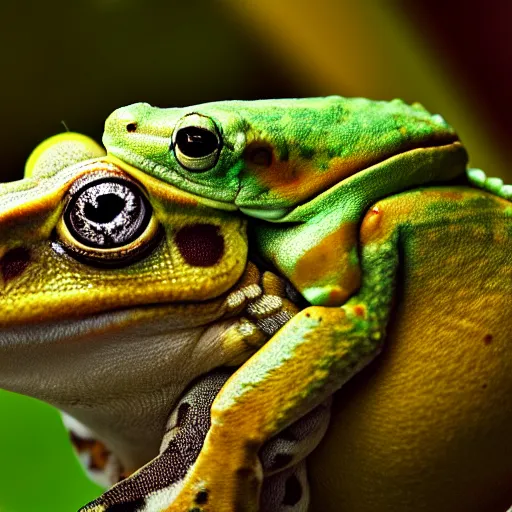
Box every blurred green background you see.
[0,1,510,510]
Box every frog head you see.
[0,134,249,469]
[103,96,467,220]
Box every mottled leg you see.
[79,372,331,512]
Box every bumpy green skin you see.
[103,97,467,305]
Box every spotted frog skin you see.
[101,96,512,511]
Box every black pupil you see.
[84,194,125,223]
[176,127,218,158]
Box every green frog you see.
[100,96,512,511]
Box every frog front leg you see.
[79,370,331,512]
[166,228,398,511]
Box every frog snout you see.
[104,104,149,140]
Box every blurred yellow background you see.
[0,1,510,510]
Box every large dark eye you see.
[57,171,160,266]
[172,114,221,172]
[65,177,150,249]
[176,127,219,158]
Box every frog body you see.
[0,134,309,510]
[101,97,512,511]
[103,96,467,306]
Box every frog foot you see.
[221,264,301,366]
[467,168,512,199]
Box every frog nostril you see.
[126,122,137,133]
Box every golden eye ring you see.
[56,170,161,267]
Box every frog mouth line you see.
[110,139,464,222]
[0,295,235,342]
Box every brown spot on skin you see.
[244,142,273,167]
[126,122,137,132]
[0,247,31,283]
[69,432,110,471]
[243,141,373,206]
[328,288,347,305]
[175,224,224,267]
[69,431,89,452]
[283,474,302,506]
[89,441,110,471]
[483,334,493,345]
[354,305,366,317]
[194,490,209,505]
[482,384,488,389]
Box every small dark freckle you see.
[194,490,209,505]
[1,247,31,283]
[126,122,137,132]
[354,305,365,317]
[482,384,488,389]
[483,334,493,345]
[305,313,311,318]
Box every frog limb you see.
[164,224,398,511]
[253,140,465,306]
[80,374,330,512]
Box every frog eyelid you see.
[171,113,223,172]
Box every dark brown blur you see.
[0,1,510,183]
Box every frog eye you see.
[172,114,222,172]
[56,172,160,266]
